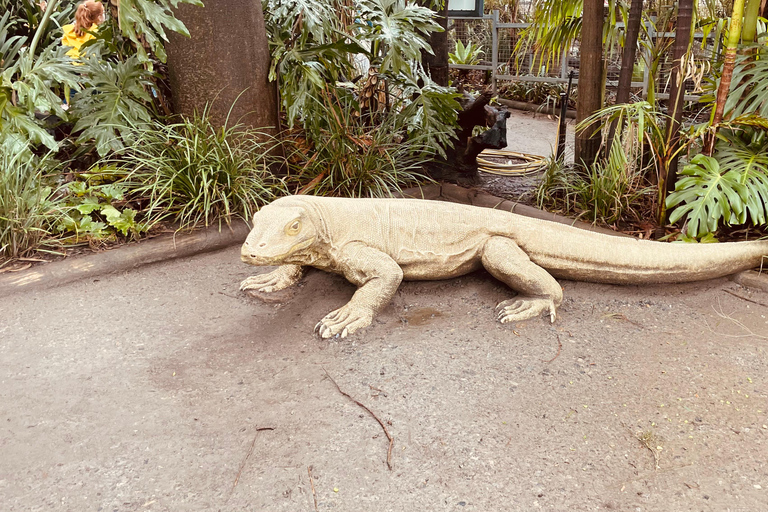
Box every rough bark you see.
[575,0,604,166]
[164,0,278,131]
[663,0,694,195]
[703,0,746,156]
[615,0,643,105]
[422,1,450,86]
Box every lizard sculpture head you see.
[241,200,318,266]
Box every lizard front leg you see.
[240,264,305,293]
[315,242,403,339]
[481,236,563,323]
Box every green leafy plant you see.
[536,101,663,226]
[59,181,147,240]
[71,49,154,156]
[0,0,76,55]
[667,140,768,238]
[284,95,434,197]
[264,0,460,159]
[112,110,286,229]
[572,139,651,224]
[535,155,580,213]
[1,0,199,162]
[499,80,575,109]
[113,0,203,64]
[0,150,64,261]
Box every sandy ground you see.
[2,110,768,511]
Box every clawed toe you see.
[496,297,557,324]
[315,306,373,338]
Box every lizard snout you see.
[241,240,267,263]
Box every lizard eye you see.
[285,219,301,236]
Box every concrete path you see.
[2,244,768,511]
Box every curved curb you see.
[731,269,768,293]
[0,221,251,298]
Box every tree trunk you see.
[422,1,450,86]
[164,0,278,131]
[703,0,746,156]
[575,0,604,166]
[662,0,694,200]
[615,0,643,105]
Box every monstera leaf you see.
[116,0,203,63]
[666,154,749,238]
[71,53,153,156]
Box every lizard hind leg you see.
[481,236,563,324]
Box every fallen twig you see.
[723,289,768,309]
[323,368,394,470]
[622,422,660,470]
[603,312,644,328]
[542,334,562,363]
[230,427,275,496]
[705,300,768,340]
[307,466,319,512]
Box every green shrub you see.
[58,181,148,242]
[535,141,651,225]
[284,99,434,198]
[0,151,64,261]
[113,111,286,229]
[666,139,768,238]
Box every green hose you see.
[476,149,548,176]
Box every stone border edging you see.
[0,221,251,297]
[497,98,577,119]
[400,183,768,294]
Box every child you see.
[61,0,105,61]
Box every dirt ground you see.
[2,110,768,511]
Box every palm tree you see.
[575,0,603,165]
[703,0,746,155]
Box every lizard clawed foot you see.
[240,274,284,293]
[496,297,557,324]
[240,268,300,293]
[315,305,374,339]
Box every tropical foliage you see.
[263,0,460,167]
[0,0,205,261]
[520,0,768,238]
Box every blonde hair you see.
[74,1,104,37]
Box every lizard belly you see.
[395,246,483,280]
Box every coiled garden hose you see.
[476,149,548,176]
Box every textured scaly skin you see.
[240,196,768,338]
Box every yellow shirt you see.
[62,23,99,60]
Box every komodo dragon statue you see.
[240,195,768,338]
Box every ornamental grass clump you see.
[114,110,286,229]
[0,151,65,261]
[284,98,435,198]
